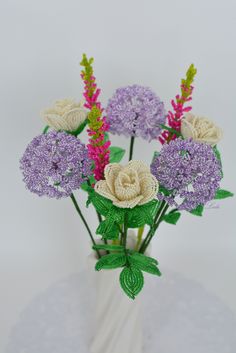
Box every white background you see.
[0,0,235,351]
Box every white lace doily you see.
[6,267,236,353]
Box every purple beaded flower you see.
[151,138,222,211]
[20,131,92,198]
[106,85,166,141]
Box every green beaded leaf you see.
[96,220,120,240]
[81,182,90,192]
[96,206,124,239]
[107,206,124,223]
[128,252,161,276]
[129,251,158,265]
[109,146,126,163]
[119,266,144,300]
[159,124,183,137]
[81,177,96,192]
[96,219,113,234]
[95,253,126,271]
[89,191,159,229]
[190,204,204,216]
[89,190,113,216]
[43,125,49,134]
[214,189,234,199]
[163,211,181,225]
[86,194,92,208]
[130,260,161,276]
[68,119,88,136]
[104,132,110,142]
[127,200,159,228]
[93,244,125,252]
[213,145,223,177]
[152,151,160,164]
[159,185,172,196]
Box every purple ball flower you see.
[151,138,222,211]
[106,85,166,141]
[20,131,92,198]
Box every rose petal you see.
[113,195,144,209]
[43,114,71,131]
[55,98,76,109]
[114,170,140,201]
[181,118,196,139]
[96,161,159,209]
[181,114,222,146]
[42,99,86,132]
[63,108,87,131]
[94,180,119,203]
[138,174,159,205]
[104,163,123,193]
[126,160,150,178]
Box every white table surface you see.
[6,267,236,353]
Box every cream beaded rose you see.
[42,99,87,132]
[95,160,159,208]
[181,113,223,146]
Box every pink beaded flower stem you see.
[159,64,197,144]
[80,54,110,181]
[145,65,198,254]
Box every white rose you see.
[42,99,87,132]
[95,160,159,208]
[181,113,223,146]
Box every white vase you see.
[87,234,143,353]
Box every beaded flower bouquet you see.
[20,54,233,353]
